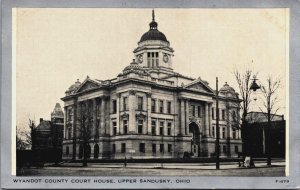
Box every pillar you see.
[100,97,105,135]
[180,98,185,135]
[72,100,78,160]
[205,103,209,137]
[185,99,189,135]
[92,99,97,139]
[64,106,67,139]
[128,90,136,134]
[147,92,152,134]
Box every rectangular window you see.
[168,144,172,153]
[152,144,156,153]
[222,110,225,120]
[167,122,172,136]
[112,144,116,154]
[159,100,164,113]
[138,120,143,134]
[212,126,215,137]
[121,143,126,153]
[223,145,227,153]
[151,99,156,113]
[151,121,156,135]
[123,97,128,111]
[235,146,238,153]
[139,143,145,153]
[232,129,236,139]
[147,52,151,67]
[112,100,117,114]
[197,106,201,117]
[155,52,159,67]
[123,120,128,134]
[232,110,236,122]
[192,105,195,116]
[68,109,72,121]
[167,101,171,114]
[113,121,117,135]
[222,127,226,139]
[160,144,164,153]
[138,97,143,110]
[159,121,164,136]
[212,108,215,120]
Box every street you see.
[18,162,286,176]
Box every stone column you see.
[64,106,67,139]
[128,90,136,134]
[104,96,110,135]
[205,103,209,137]
[72,100,78,160]
[116,93,121,135]
[185,99,189,135]
[180,98,185,135]
[146,92,152,134]
[100,97,105,135]
[92,99,97,139]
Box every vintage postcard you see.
[1,0,299,189]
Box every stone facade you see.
[61,10,242,160]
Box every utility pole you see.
[216,77,220,170]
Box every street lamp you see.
[249,76,272,166]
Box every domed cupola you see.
[139,10,168,43]
[65,79,81,95]
[219,82,238,98]
[133,9,174,70]
[119,59,150,77]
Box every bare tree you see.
[77,102,93,167]
[258,76,281,165]
[16,119,35,150]
[233,67,256,157]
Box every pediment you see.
[76,80,99,93]
[185,81,214,94]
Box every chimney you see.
[40,118,43,123]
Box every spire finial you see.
[152,9,155,22]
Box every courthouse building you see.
[61,10,242,160]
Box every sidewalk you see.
[55,161,285,170]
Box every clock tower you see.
[133,10,174,70]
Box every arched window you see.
[86,144,91,159]
[94,144,99,159]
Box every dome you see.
[139,10,168,43]
[220,82,235,93]
[123,59,142,71]
[66,79,81,94]
[140,29,168,43]
[120,59,149,76]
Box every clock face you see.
[138,54,143,63]
[163,54,169,63]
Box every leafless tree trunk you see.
[258,76,281,165]
[233,68,256,157]
[77,102,93,167]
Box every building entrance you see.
[189,122,201,157]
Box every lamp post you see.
[215,77,220,170]
[249,76,271,166]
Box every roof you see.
[51,103,64,119]
[35,120,52,131]
[139,10,168,43]
[246,112,285,123]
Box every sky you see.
[14,8,288,129]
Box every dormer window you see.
[147,52,159,67]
